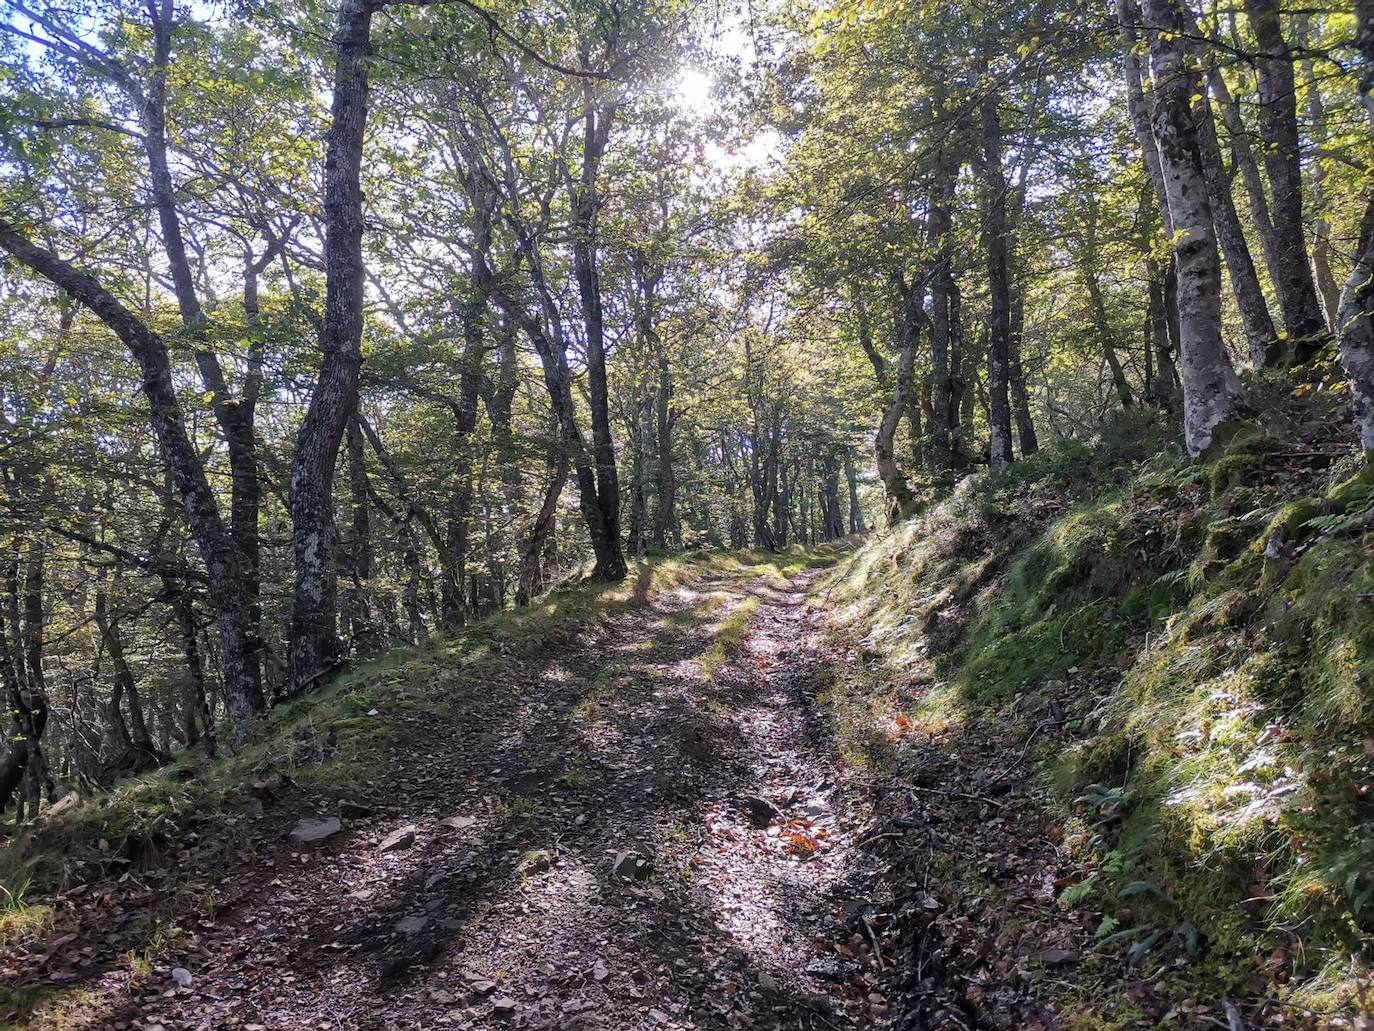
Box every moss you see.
[1205,431,1286,497]
[825,413,1374,1010]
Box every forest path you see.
[80,562,888,1030]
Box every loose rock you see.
[289,816,342,844]
[379,825,417,853]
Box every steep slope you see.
[821,395,1374,1023]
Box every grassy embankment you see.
[822,387,1373,1019]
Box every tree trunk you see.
[288,0,374,693]
[1336,1,1374,456]
[821,454,844,540]
[1009,285,1039,454]
[1142,0,1245,455]
[1079,253,1135,407]
[844,450,865,533]
[927,153,959,468]
[343,416,373,647]
[652,354,675,551]
[173,588,213,757]
[517,428,570,606]
[569,87,627,581]
[1243,0,1327,355]
[877,282,919,523]
[980,90,1015,467]
[143,0,266,685]
[1118,0,1185,374]
[0,225,265,722]
[1195,93,1279,366]
[1297,18,1342,331]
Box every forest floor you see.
[9,555,1176,1029]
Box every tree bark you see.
[1336,0,1374,455]
[1196,93,1279,366]
[568,84,627,581]
[1009,285,1039,454]
[1243,0,1327,354]
[1296,17,1342,330]
[0,224,265,721]
[844,451,865,534]
[1142,0,1245,455]
[877,279,920,523]
[980,90,1015,467]
[288,0,375,693]
[1118,0,1185,375]
[142,0,267,679]
[927,153,959,467]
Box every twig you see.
[856,829,908,847]
[861,915,885,970]
[909,785,1004,809]
[990,717,1068,782]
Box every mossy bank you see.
[824,392,1374,1018]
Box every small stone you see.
[591,960,609,982]
[611,848,654,881]
[289,817,342,844]
[1028,948,1080,966]
[338,800,374,819]
[740,795,781,828]
[491,996,518,1016]
[395,914,429,936]
[379,825,417,853]
[170,967,192,987]
[517,849,553,876]
[439,815,477,831]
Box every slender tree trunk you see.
[877,282,919,523]
[1297,18,1342,330]
[173,588,213,756]
[980,90,1015,467]
[343,416,373,645]
[0,226,264,721]
[1078,253,1135,407]
[143,1,266,687]
[927,153,958,467]
[845,451,865,534]
[1196,95,1279,366]
[0,604,47,816]
[1009,285,1039,454]
[821,454,844,540]
[1142,0,1245,455]
[1243,0,1327,355]
[652,354,675,551]
[440,288,486,630]
[517,425,571,606]
[1118,0,1185,371]
[1336,1,1374,455]
[289,0,375,693]
[569,88,627,581]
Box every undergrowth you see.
[826,387,1374,1015]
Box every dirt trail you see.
[66,564,889,1030]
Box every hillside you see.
[819,391,1374,1024]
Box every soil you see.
[6,562,1176,1029]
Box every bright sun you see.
[675,68,714,114]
